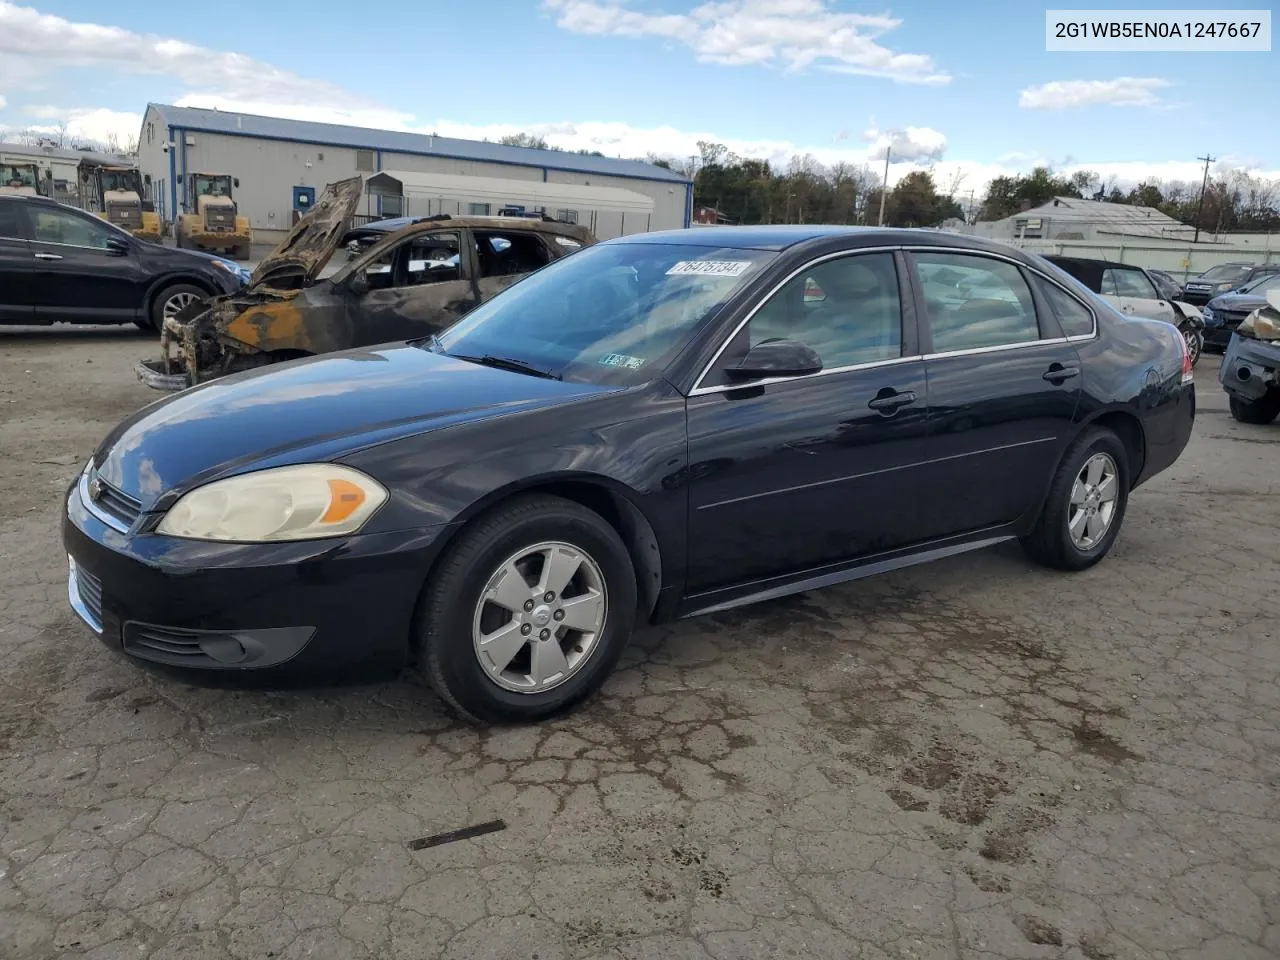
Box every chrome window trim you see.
[903,244,1100,343]
[28,237,120,253]
[689,243,1099,397]
[79,467,132,534]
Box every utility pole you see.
[1193,153,1214,243]
[877,146,891,226]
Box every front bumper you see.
[1219,332,1280,403]
[62,473,451,681]
[135,359,191,391]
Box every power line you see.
[1193,153,1215,244]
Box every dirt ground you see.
[1,327,1277,960]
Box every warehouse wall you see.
[138,122,689,242]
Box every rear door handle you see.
[1043,364,1080,382]
[867,389,917,413]
[34,252,63,261]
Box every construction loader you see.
[1,161,44,196]
[174,172,252,260]
[92,165,161,242]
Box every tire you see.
[416,494,638,724]
[1229,393,1280,425]
[1020,426,1130,572]
[150,283,208,331]
[1179,324,1203,367]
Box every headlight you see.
[156,464,388,542]
[1202,308,1214,322]
[1217,282,1234,290]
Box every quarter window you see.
[734,252,904,373]
[1037,279,1095,338]
[914,252,1041,352]
[31,208,115,249]
[1102,267,1158,300]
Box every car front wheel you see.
[416,494,638,724]
[1180,324,1203,367]
[1020,426,1130,571]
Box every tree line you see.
[646,140,1280,234]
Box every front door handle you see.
[867,389,917,413]
[33,252,63,261]
[1043,363,1080,383]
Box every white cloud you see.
[0,0,378,109]
[542,0,951,84]
[862,120,947,162]
[0,93,6,110]
[1018,77,1171,110]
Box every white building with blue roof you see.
[136,103,692,242]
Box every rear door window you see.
[912,252,1043,351]
[475,231,552,278]
[1102,267,1158,300]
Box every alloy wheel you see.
[471,541,608,694]
[1181,326,1202,366]
[1068,452,1119,550]
[162,291,199,321]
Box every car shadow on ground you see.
[0,325,157,343]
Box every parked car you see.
[135,177,598,390]
[1147,268,1183,301]
[1043,255,1205,364]
[1201,272,1280,352]
[1180,261,1280,306]
[1219,287,1280,424]
[65,226,1195,723]
[0,194,249,330]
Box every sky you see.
[0,0,1275,200]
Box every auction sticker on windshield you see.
[666,260,753,277]
[599,353,645,370]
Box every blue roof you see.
[147,103,689,185]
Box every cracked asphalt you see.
[2,327,1278,960]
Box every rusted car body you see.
[136,177,596,390]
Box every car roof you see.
[604,225,1031,256]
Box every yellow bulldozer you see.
[1,161,44,196]
[174,172,252,260]
[92,165,161,242]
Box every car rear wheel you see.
[415,494,637,724]
[1229,393,1280,425]
[149,283,206,332]
[1020,426,1130,571]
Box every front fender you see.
[1171,299,1205,329]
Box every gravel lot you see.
[2,327,1277,960]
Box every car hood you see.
[1206,292,1269,312]
[94,344,613,508]
[248,176,364,290]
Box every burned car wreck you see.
[1220,287,1280,425]
[136,177,597,390]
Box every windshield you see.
[1197,264,1249,282]
[1239,273,1280,295]
[195,174,231,197]
[100,170,139,193]
[3,164,37,188]
[433,242,776,386]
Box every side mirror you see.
[724,338,823,382]
[347,273,370,296]
[105,235,130,255]
[233,178,240,188]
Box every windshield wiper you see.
[450,354,562,381]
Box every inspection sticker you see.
[666,260,753,277]
[599,353,646,370]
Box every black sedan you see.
[0,194,249,330]
[63,226,1196,723]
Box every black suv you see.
[0,195,249,330]
[1179,261,1280,307]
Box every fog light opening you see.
[1237,366,1252,382]
[198,635,249,664]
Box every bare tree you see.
[125,132,139,155]
[104,131,121,153]
[52,120,68,148]
[944,168,967,199]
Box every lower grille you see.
[125,625,213,664]
[68,557,104,633]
